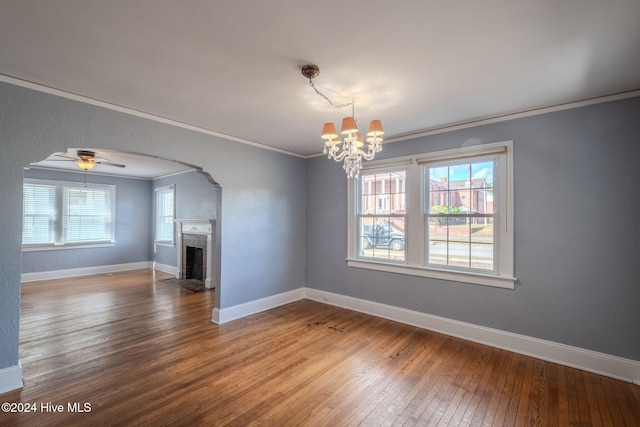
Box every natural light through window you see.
[426,158,495,272]
[347,141,515,289]
[358,170,407,262]
[155,185,175,244]
[23,179,115,249]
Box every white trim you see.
[415,142,507,164]
[155,185,176,244]
[207,286,640,383]
[211,288,305,324]
[3,74,637,161]
[152,168,197,181]
[21,261,152,283]
[304,90,640,158]
[346,259,516,289]
[348,141,514,288]
[175,219,215,288]
[0,74,304,159]
[0,361,23,395]
[303,288,640,384]
[152,262,178,276]
[382,90,640,145]
[22,242,116,252]
[154,242,175,248]
[26,165,154,180]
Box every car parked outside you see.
[361,224,405,251]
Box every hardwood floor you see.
[2,269,639,426]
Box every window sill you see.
[346,258,516,289]
[22,242,115,252]
[155,241,175,248]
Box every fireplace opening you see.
[185,246,204,281]
[176,221,215,289]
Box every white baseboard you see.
[152,262,178,276]
[212,286,640,384]
[211,288,305,324]
[21,262,152,283]
[0,361,23,395]
[303,288,640,384]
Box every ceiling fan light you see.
[76,159,96,171]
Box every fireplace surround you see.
[175,219,215,288]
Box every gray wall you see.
[153,169,220,268]
[22,168,152,273]
[0,81,306,371]
[306,96,640,361]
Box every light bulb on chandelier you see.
[302,64,384,178]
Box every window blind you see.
[22,182,57,244]
[63,186,113,243]
[155,186,175,242]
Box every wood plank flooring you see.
[1,269,639,426]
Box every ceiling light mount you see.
[301,64,320,80]
[302,64,384,179]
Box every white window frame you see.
[356,166,409,263]
[155,184,175,246]
[347,141,515,289]
[22,178,116,251]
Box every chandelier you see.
[302,64,384,178]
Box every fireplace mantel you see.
[175,219,215,288]
[176,219,214,235]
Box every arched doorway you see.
[22,147,222,293]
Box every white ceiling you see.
[2,0,640,168]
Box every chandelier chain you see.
[307,79,355,117]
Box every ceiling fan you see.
[52,150,126,171]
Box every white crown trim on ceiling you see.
[2,73,638,160]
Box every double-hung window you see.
[357,169,407,262]
[348,141,515,289]
[23,179,116,249]
[424,156,497,272]
[155,185,175,245]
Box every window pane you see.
[471,161,494,187]
[447,217,470,267]
[425,156,497,272]
[471,243,493,270]
[427,215,494,272]
[470,217,494,271]
[22,183,56,244]
[64,187,113,243]
[156,188,175,242]
[471,161,494,213]
[427,219,447,266]
[359,216,405,262]
[429,166,449,186]
[360,171,406,215]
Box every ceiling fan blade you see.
[96,162,126,168]
[54,154,78,160]
[47,159,75,162]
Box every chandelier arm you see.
[332,150,351,163]
[360,150,377,161]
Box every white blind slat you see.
[23,179,115,246]
[22,183,57,244]
[155,187,175,242]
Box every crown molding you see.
[304,89,640,158]
[0,74,305,159]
